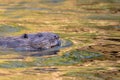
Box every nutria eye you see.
[54,35,59,39]
[38,34,43,37]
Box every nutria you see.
[0,32,61,51]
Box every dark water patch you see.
[35,9,81,15]
[40,0,65,4]
[32,68,58,73]
[111,51,118,53]
[0,44,103,68]
[31,50,102,67]
[17,1,29,5]
[28,51,58,57]
[12,15,24,18]
[0,4,7,6]
[4,7,52,17]
[4,5,80,16]
[22,68,59,74]
[6,7,50,11]
[87,14,120,20]
[86,25,120,30]
[62,50,102,60]
[106,38,120,42]
[114,26,120,30]
[77,0,120,4]
[34,68,58,72]
[5,7,81,14]
[62,69,120,80]
[0,61,28,68]
[81,44,120,60]
[0,50,102,68]
[100,26,120,30]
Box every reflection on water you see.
[0,39,73,68]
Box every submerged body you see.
[0,32,61,51]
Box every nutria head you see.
[29,32,61,50]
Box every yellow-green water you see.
[0,0,120,80]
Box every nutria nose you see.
[57,40,61,46]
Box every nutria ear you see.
[23,34,28,38]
